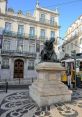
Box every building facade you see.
[0,0,60,80]
[62,15,82,56]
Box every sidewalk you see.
[0,88,82,117]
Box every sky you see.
[7,0,82,44]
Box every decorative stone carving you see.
[0,0,6,2]
[18,10,23,15]
[8,8,14,13]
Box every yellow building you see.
[0,0,60,80]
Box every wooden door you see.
[14,59,24,78]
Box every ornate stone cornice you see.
[0,0,6,2]
[36,7,59,16]
[0,13,59,29]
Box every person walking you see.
[66,69,71,88]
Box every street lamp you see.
[71,50,77,89]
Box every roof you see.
[36,6,59,15]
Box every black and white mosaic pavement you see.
[0,91,38,117]
[0,90,82,117]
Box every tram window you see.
[80,62,82,71]
[67,62,74,70]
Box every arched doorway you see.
[14,59,24,78]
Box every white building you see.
[0,0,60,80]
[62,15,82,56]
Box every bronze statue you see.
[40,38,58,62]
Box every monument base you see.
[29,62,72,107]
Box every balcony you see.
[39,36,48,42]
[39,18,58,27]
[70,34,78,41]
[2,30,38,40]
[63,34,79,45]
[29,34,37,40]
[1,65,10,69]
[1,50,36,58]
[3,30,28,39]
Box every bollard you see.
[6,82,8,93]
[19,78,20,84]
[32,78,33,83]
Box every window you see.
[3,40,10,50]
[0,28,3,34]
[36,40,40,52]
[75,40,77,44]
[71,43,73,49]
[29,44,35,53]
[50,17,54,25]
[80,26,82,31]
[72,32,75,37]
[68,44,69,50]
[40,45,44,52]
[5,22,11,32]
[18,25,24,34]
[1,58,9,69]
[40,13,45,23]
[80,38,82,44]
[17,40,23,52]
[51,31,55,38]
[75,29,78,36]
[40,29,45,37]
[28,60,34,70]
[41,14,45,19]
[29,27,35,36]
[0,35,3,48]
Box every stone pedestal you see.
[29,62,72,107]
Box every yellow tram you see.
[61,58,82,88]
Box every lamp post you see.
[71,50,77,89]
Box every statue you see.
[40,38,58,62]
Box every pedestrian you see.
[66,69,71,88]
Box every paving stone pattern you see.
[0,90,82,117]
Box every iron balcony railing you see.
[39,36,48,42]
[1,65,10,69]
[63,34,79,45]
[3,30,37,40]
[39,18,58,27]
[1,50,36,58]
[70,34,78,41]
[29,34,37,40]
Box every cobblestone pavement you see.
[0,89,82,117]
